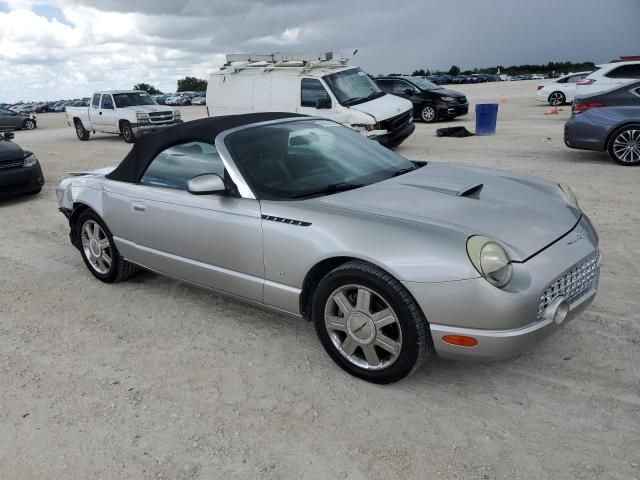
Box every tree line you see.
[133,76,208,95]
[408,61,596,77]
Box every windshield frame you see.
[323,67,385,107]
[218,117,419,201]
[404,76,442,91]
[113,92,157,108]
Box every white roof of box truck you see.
[211,52,356,78]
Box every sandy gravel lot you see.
[1,80,638,480]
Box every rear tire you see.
[607,124,640,166]
[548,91,565,106]
[312,260,431,384]
[121,121,136,143]
[75,120,90,141]
[76,209,139,283]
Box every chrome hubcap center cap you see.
[89,238,102,257]
[347,312,375,344]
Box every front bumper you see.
[439,102,469,118]
[403,215,600,361]
[374,121,416,147]
[131,120,183,137]
[0,163,45,197]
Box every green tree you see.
[133,83,162,95]
[448,65,461,76]
[177,76,208,92]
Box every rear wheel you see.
[76,210,139,283]
[420,105,438,123]
[75,120,90,141]
[312,260,431,383]
[548,91,565,106]
[121,121,135,143]
[608,124,640,166]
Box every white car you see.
[576,61,640,97]
[535,71,592,106]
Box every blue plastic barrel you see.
[475,104,499,135]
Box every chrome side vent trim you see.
[262,215,311,227]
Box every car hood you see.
[0,140,26,162]
[431,87,465,98]
[121,105,176,114]
[311,163,580,261]
[350,94,413,121]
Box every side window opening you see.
[140,141,226,191]
[101,95,114,109]
[91,94,101,108]
[301,78,331,108]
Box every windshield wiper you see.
[291,182,364,199]
[391,161,426,178]
[340,97,362,106]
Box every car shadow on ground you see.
[0,192,40,207]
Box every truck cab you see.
[207,53,415,147]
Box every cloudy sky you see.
[0,0,638,102]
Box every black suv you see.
[374,76,469,123]
[0,131,44,197]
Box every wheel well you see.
[69,203,92,249]
[605,122,640,150]
[299,257,355,319]
[119,119,130,132]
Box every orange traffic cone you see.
[545,106,559,115]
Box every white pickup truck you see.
[65,90,182,143]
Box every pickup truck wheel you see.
[121,121,136,143]
[23,119,36,130]
[75,120,90,141]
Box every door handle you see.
[131,201,146,213]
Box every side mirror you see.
[315,98,331,109]
[3,131,14,140]
[404,88,415,95]
[187,173,226,195]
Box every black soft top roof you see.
[106,112,306,183]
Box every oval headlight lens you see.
[23,153,38,167]
[467,235,513,288]
[480,242,512,287]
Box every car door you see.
[102,140,265,302]
[298,77,334,116]
[95,94,118,133]
[0,108,21,128]
[392,79,422,105]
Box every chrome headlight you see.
[441,96,455,102]
[136,112,150,125]
[174,110,181,119]
[467,236,513,288]
[23,153,38,167]
[559,183,579,208]
[351,123,375,132]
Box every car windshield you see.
[225,119,421,200]
[113,92,156,108]
[323,68,384,106]
[408,77,441,90]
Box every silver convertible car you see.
[56,113,600,383]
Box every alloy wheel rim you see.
[421,107,435,122]
[549,93,563,105]
[81,220,112,274]
[25,120,35,130]
[613,129,640,164]
[324,284,402,370]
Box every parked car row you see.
[154,91,206,106]
[1,98,90,114]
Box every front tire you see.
[608,124,640,166]
[76,210,139,283]
[121,121,136,143]
[548,91,565,106]
[23,119,36,130]
[312,261,431,384]
[420,105,438,123]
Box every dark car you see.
[0,131,44,196]
[0,108,37,130]
[564,80,640,166]
[374,76,469,123]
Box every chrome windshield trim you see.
[214,116,329,200]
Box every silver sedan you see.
[56,114,600,383]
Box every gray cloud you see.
[0,0,638,102]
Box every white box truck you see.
[206,53,415,147]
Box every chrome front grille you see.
[0,160,24,169]
[537,251,599,320]
[148,111,174,123]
